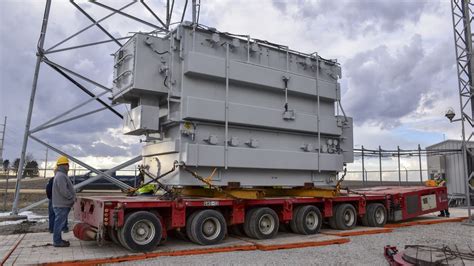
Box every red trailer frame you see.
[73,186,447,251]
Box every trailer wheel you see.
[362,203,387,227]
[119,211,162,252]
[107,227,120,246]
[186,209,227,245]
[290,205,322,235]
[117,227,131,250]
[331,204,357,230]
[246,207,279,239]
[289,206,302,233]
[243,208,258,238]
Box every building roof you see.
[426,139,474,149]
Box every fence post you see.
[361,145,365,185]
[418,144,423,183]
[379,145,383,185]
[405,168,408,184]
[397,146,401,186]
[2,170,8,211]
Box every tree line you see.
[1,154,40,177]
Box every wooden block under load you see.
[321,226,393,237]
[236,233,350,251]
[384,216,466,228]
[177,186,339,199]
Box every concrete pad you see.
[0,234,25,265]
[384,216,466,228]
[2,232,256,265]
[321,226,393,237]
[236,232,350,251]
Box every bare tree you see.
[2,159,9,175]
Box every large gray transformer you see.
[112,24,353,187]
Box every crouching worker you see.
[436,175,450,218]
[52,156,76,247]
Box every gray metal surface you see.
[112,24,353,187]
[427,140,474,199]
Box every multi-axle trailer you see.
[73,186,448,252]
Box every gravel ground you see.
[111,222,474,266]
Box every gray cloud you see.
[343,34,456,127]
[273,0,429,38]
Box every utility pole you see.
[0,116,6,164]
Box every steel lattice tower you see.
[450,0,474,224]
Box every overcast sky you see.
[0,0,466,175]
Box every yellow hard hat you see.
[56,156,70,166]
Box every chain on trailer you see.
[335,165,347,193]
[180,163,240,199]
[132,161,179,199]
[335,165,368,200]
[134,160,241,200]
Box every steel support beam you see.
[140,0,167,29]
[43,58,111,92]
[19,155,141,213]
[45,62,123,119]
[11,0,52,215]
[46,1,135,52]
[91,1,167,32]
[30,90,110,133]
[45,36,131,54]
[70,0,122,47]
[29,135,132,190]
[31,104,119,134]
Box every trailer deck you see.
[72,185,448,252]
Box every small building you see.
[426,140,474,205]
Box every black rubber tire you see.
[243,208,258,238]
[293,205,322,235]
[246,207,279,240]
[186,211,200,243]
[186,209,227,245]
[108,227,121,246]
[362,203,387,227]
[119,211,162,252]
[289,206,302,234]
[117,227,131,250]
[334,204,357,230]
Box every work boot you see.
[53,241,70,247]
[438,213,445,217]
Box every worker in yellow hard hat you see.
[46,165,68,234]
[51,156,76,247]
[435,174,450,218]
